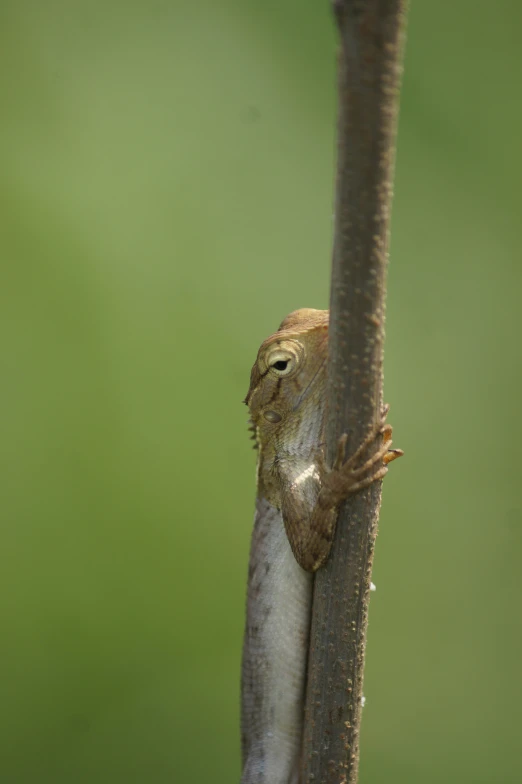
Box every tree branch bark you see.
[302,2,408,782]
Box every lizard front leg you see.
[281,406,403,573]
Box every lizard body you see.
[240,309,401,784]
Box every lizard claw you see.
[319,404,403,506]
[383,448,404,465]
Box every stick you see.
[302,2,408,781]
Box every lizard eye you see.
[266,347,299,377]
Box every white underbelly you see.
[241,495,312,784]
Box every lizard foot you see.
[319,404,403,507]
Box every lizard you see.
[240,308,402,784]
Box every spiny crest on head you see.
[247,418,258,449]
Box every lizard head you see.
[245,309,329,442]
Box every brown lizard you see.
[240,308,402,784]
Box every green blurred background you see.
[1,1,521,782]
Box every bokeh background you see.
[2,1,521,782]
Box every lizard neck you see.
[257,394,325,507]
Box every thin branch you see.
[302,2,408,782]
